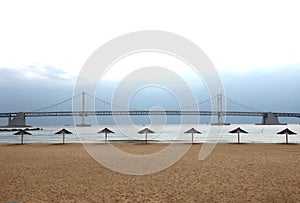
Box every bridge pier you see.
[257,112,285,125]
[7,112,30,127]
[76,113,91,127]
[8,114,12,123]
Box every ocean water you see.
[0,124,299,144]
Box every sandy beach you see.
[1,143,300,202]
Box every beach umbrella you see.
[229,127,248,144]
[55,128,72,144]
[13,129,31,144]
[98,128,114,143]
[138,128,155,144]
[184,128,201,144]
[277,128,297,144]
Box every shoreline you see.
[1,142,299,145]
[1,124,299,145]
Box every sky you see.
[0,0,300,125]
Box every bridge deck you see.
[0,111,299,118]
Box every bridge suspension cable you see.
[29,91,261,113]
[173,95,218,110]
[31,93,82,112]
[85,92,140,111]
[89,93,218,111]
[225,96,261,112]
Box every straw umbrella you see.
[98,128,114,143]
[184,128,201,144]
[277,128,297,144]
[55,128,72,144]
[14,129,31,144]
[138,128,155,144]
[229,127,248,144]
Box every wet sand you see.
[1,143,300,202]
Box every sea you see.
[1,124,300,144]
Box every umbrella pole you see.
[192,133,194,144]
[21,134,24,144]
[146,132,147,144]
[63,133,65,144]
[238,132,240,144]
[105,132,107,144]
[286,133,288,144]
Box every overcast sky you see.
[0,0,299,125]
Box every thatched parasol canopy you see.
[228,127,248,134]
[277,128,296,135]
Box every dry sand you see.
[1,143,300,202]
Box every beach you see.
[1,143,300,202]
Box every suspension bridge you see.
[1,92,299,127]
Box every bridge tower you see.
[76,92,91,127]
[212,93,230,125]
[217,93,223,124]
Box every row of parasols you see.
[13,127,297,145]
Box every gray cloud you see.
[27,65,72,80]
[0,66,75,112]
[221,64,300,112]
[0,65,75,84]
